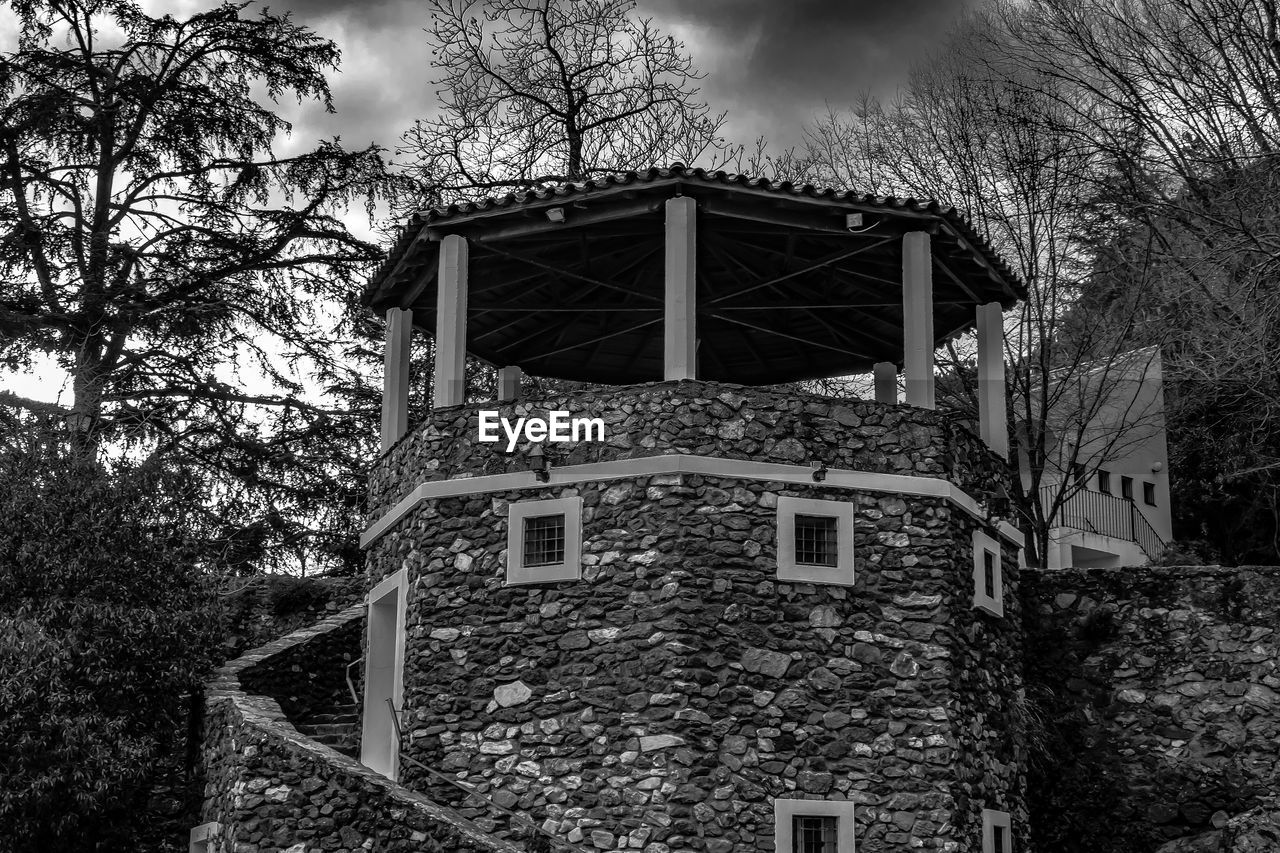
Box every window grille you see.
[794,514,839,567]
[792,816,838,853]
[1121,476,1134,500]
[1097,469,1111,494]
[522,514,566,567]
[983,549,996,599]
[1143,482,1156,506]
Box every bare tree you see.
[400,0,739,202]
[800,7,1167,567]
[1006,0,1280,561]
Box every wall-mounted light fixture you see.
[810,460,828,482]
[528,443,551,482]
[545,207,566,223]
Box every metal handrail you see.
[1129,501,1167,559]
[1041,486,1167,558]
[345,658,362,706]
[384,701,593,853]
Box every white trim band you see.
[361,454,1021,548]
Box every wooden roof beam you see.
[707,238,897,306]
[427,197,663,242]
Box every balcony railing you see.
[1040,486,1166,560]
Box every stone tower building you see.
[357,166,1027,853]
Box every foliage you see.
[1007,0,1280,562]
[0,0,398,573]
[266,572,335,616]
[796,7,1161,567]
[0,437,221,852]
[400,0,738,202]
[1148,538,1221,567]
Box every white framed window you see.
[189,822,221,853]
[774,798,856,853]
[972,528,1004,617]
[776,497,856,586]
[982,808,1012,853]
[506,496,583,585]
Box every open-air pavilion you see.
[365,164,1024,457]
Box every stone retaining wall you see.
[238,607,363,727]
[199,606,518,853]
[1023,565,1280,853]
[367,380,1005,521]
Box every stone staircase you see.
[294,701,361,758]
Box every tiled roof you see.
[367,164,1024,300]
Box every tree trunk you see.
[567,127,583,180]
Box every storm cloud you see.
[274,0,980,157]
[640,0,980,145]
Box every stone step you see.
[297,722,358,737]
[304,712,359,724]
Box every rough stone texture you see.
[368,455,1024,851]
[238,605,363,728]
[128,575,365,853]
[1023,566,1280,853]
[199,606,517,853]
[1154,796,1280,853]
[367,379,1006,522]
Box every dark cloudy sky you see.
[0,0,978,403]
[269,0,982,161]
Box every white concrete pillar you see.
[976,301,1009,458]
[664,196,697,381]
[433,234,468,408]
[380,308,412,452]
[497,365,522,402]
[873,362,898,405]
[902,231,935,409]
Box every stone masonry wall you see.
[238,610,362,727]
[199,606,518,853]
[366,471,1024,853]
[1023,565,1280,853]
[367,380,1006,521]
[947,512,1029,848]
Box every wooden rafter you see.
[473,242,664,303]
[707,238,897,306]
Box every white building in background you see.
[1026,346,1172,569]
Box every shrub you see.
[0,446,221,851]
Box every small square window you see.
[1120,476,1134,501]
[972,529,1004,617]
[1097,469,1111,494]
[793,815,838,853]
[523,514,566,566]
[506,496,582,585]
[794,515,839,567]
[774,799,855,853]
[777,497,856,586]
[982,808,1012,853]
[1143,481,1156,506]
